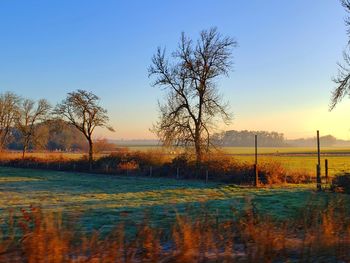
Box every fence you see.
[1,130,350,188]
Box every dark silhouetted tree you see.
[149,27,236,168]
[330,0,350,109]
[54,90,114,168]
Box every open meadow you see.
[2,166,350,261]
[0,166,345,232]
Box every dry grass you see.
[0,151,84,161]
[1,197,350,262]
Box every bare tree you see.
[149,27,237,167]
[54,90,114,168]
[0,92,21,151]
[32,123,50,151]
[17,98,51,158]
[330,0,350,110]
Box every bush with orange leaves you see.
[257,161,311,185]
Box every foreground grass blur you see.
[1,196,350,262]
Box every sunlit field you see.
[222,147,350,176]
[126,145,350,155]
[128,146,350,176]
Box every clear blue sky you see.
[0,1,349,139]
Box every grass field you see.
[231,155,350,175]
[1,166,350,261]
[0,166,347,235]
[125,145,350,154]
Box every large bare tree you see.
[330,0,350,109]
[54,90,114,168]
[149,27,236,166]
[17,98,51,158]
[0,92,21,151]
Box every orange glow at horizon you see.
[94,102,350,141]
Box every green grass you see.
[0,166,348,234]
[220,147,350,176]
[231,155,350,175]
[125,145,350,154]
[221,147,350,173]
[221,146,350,154]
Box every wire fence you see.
[1,139,350,186]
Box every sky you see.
[0,0,349,140]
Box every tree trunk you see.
[88,139,93,171]
[22,145,27,159]
[194,139,202,178]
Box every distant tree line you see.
[212,130,345,147]
[7,119,88,152]
[286,135,339,147]
[0,90,114,168]
[212,130,286,147]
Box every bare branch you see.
[330,1,350,110]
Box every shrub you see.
[286,170,312,184]
[258,161,287,185]
[331,173,350,193]
[256,161,311,185]
[117,160,139,172]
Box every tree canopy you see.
[54,89,114,167]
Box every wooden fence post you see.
[325,159,328,184]
[316,130,322,191]
[254,164,259,187]
[254,135,259,187]
[316,164,321,191]
[255,134,258,165]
